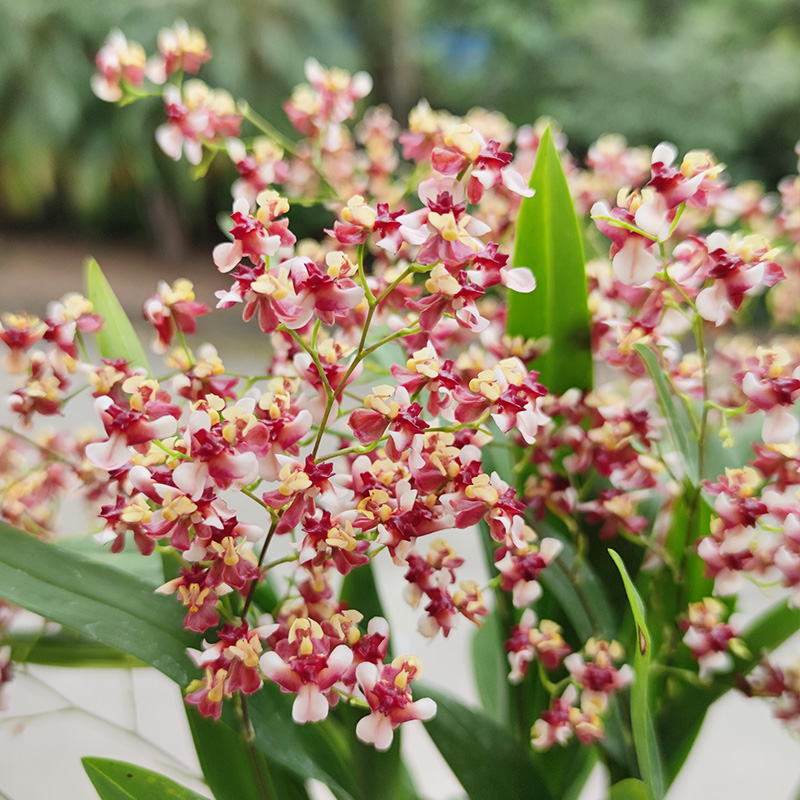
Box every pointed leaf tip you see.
[508,125,592,395]
[84,257,151,373]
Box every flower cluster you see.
[7,18,800,771]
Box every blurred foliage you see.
[419,0,800,183]
[3,0,800,246]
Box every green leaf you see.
[608,778,649,800]
[538,524,617,641]
[0,521,197,685]
[470,610,510,727]
[6,629,145,669]
[609,549,665,800]
[59,533,164,586]
[0,522,359,799]
[421,685,555,800]
[632,343,697,485]
[508,125,592,395]
[156,557,311,800]
[187,705,311,800]
[338,560,417,800]
[742,597,800,656]
[81,757,208,800]
[84,257,151,373]
[246,685,361,800]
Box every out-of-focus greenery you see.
[0,0,359,248]
[3,0,800,246]
[419,0,800,184]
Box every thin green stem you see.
[0,425,72,465]
[357,243,377,305]
[241,517,279,619]
[263,553,299,571]
[237,694,274,800]
[279,325,335,399]
[239,101,338,202]
[241,487,273,514]
[175,327,194,367]
[152,439,192,461]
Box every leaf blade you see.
[608,778,650,800]
[508,126,592,395]
[633,342,698,485]
[0,521,197,684]
[84,257,151,373]
[421,684,555,800]
[609,549,665,800]
[0,522,361,799]
[81,757,209,800]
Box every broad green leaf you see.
[508,125,592,395]
[59,533,163,585]
[608,778,649,800]
[187,705,311,800]
[155,555,311,800]
[559,747,598,800]
[538,524,617,641]
[0,522,361,799]
[742,597,800,656]
[0,521,197,685]
[421,685,555,800]
[663,495,713,604]
[632,343,697,485]
[338,559,414,799]
[82,757,208,800]
[84,257,151,373]
[645,495,713,673]
[609,549,665,800]
[470,610,510,727]
[6,629,145,669]
[246,685,360,800]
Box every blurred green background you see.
[3,0,800,252]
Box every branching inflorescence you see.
[3,19,800,780]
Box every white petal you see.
[356,712,394,750]
[652,142,677,167]
[356,661,378,692]
[351,71,373,98]
[695,284,729,326]
[501,168,535,197]
[500,266,536,293]
[85,434,130,471]
[155,125,184,161]
[763,406,799,445]
[634,194,670,241]
[292,683,329,724]
[410,697,437,721]
[612,239,658,285]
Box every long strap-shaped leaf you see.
[84,257,151,373]
[508,126,592,396]
[0,521,196,684]
[609,549,665,800]
[633,343,698,485]
[82,757,209,800]
[421,685,555,800]
[0,522,359,800]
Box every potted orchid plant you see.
[1,19,800,800]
